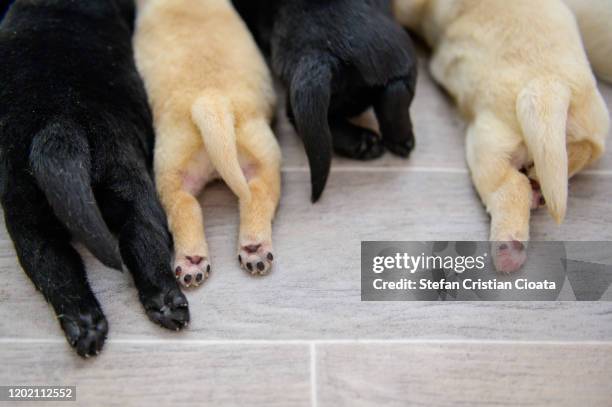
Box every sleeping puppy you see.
[134,0,281,285]
[563,0,612,83]
[393,0,610,272]
[232,0,418,201]
[0,0,189,357]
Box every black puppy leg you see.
[329,117,385,160]
[97,165,189,331]
[2,182,107,357]
[374,77,416,157]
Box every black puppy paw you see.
[355,131,385,160]
[142,289,190,331]
[384,137,414,158]
[59,309,108,358]
[334,128,385,160]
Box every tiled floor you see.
[1,56,611,406]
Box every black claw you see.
[206,264,211,273]
[246,262,253,271]
[184,274,192,284]
[238,255,242,263]
[267,253,274,261]
[257,262,265,271]
[195,273,203,283]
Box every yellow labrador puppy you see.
[134,0,281,287]
[564,0,612,83]
[394,0,609,272]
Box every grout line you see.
[310,343,318,407]
[2,338,612,346]
[581,169,612,176]
[282,166,612,177]
[282,166,469,174]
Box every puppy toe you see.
[238,243,274,276]
[493,240,527,273]
[174,255,211,288]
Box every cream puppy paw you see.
[174,254,211,288]
[238,243,274,276]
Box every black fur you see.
[0,0,189,357]
[0,0,15,21]
[233,0,418,201]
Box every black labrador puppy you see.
[232,0,418,201]
[0,0,189,357]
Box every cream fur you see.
[563,0,612,83]
[134,0,281,285]
[394,0,610,271]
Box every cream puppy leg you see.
[466,113,532,273]
[190,93,280,276]
[155,120,213,289]
[236,119,281,275]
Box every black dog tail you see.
[289,55,333,202]
[30,121,123,270]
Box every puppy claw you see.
[238,243,274,276]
